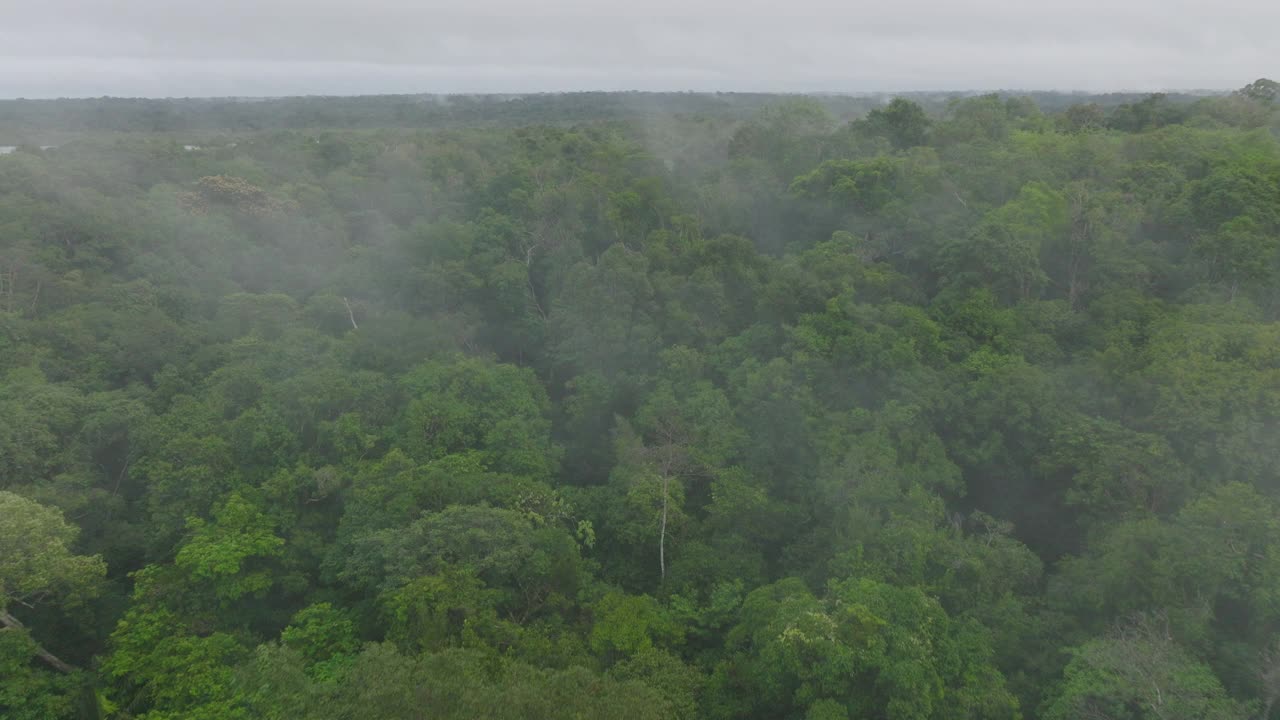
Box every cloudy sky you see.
[0,0,1273,98]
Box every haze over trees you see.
[1,80,1279,719]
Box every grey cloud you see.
[0,0,1274,97]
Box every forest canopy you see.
[1,81,1279,719]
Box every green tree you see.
[399,355,560,479]
[174,492,285,604]
[1043,615,1252,720]
[858,98,932,150]
[708,577,1018,720]
[0,491,105,673]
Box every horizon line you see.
[0,87,1236,102]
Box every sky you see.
[0,0,1274,98]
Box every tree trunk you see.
[342,296,359,330]
[659,474,668,581]
[0,610,76,674]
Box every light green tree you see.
[0,491,105,674]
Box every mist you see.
[3,3,1280,718]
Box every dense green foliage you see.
[2,82,1279,719]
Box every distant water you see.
[0,146,14,154]
[0,145,56,154]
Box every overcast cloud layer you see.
[0,0,1274,98]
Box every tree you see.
[935,94,1022,144]
[1108,94,1186,132]
[1193,215,1278,298]
[279,602,359,679]
[343,504,583,627]
[707,577,1018,720]
[610,351,742,581]
[549,244,660,381]
[791,157,906,214]
[1042,183,1144,309]
[102,602,248,719]
[1044,416,1192,526]
[858,98,932,150]
[242,643,679,720]
[939,181,1064,302]
[398,355,560,479]
[0,491,105,674]
[609,648,705,720]
[1237,78,1279,105]
[1,636,80,718]
[1051,482,1280,684]
[1043,615,1252,720]
[1061,103,1106,133]
[728,99,835,179]
[174,491,285,604]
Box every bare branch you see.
[342,296,359,330]
[0,610,76,674]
